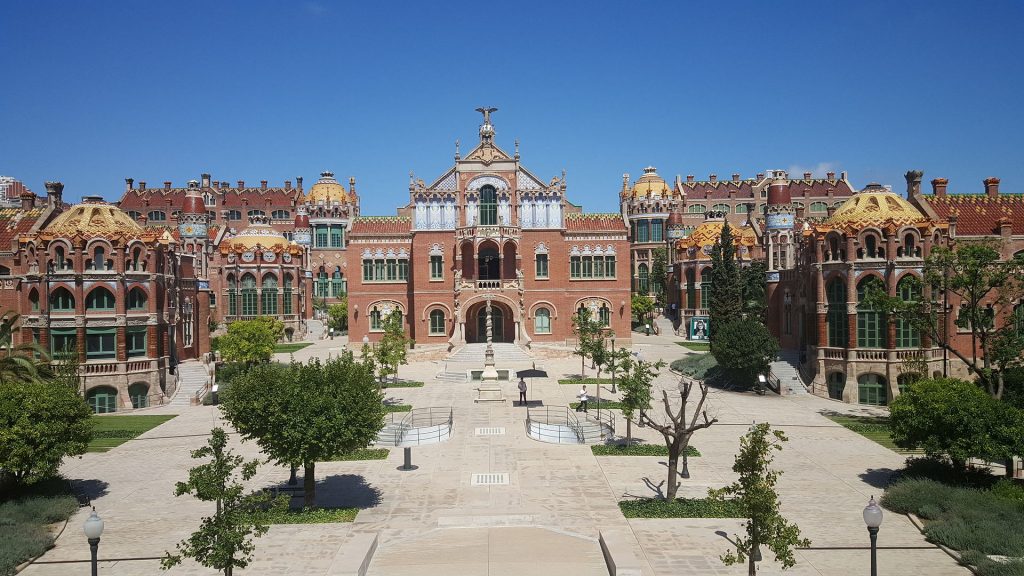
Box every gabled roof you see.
[564,213,626,233]
[0,207,45,252]
[349,216,412,236]
[923,194,1024,235]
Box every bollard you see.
[402,447,412,470]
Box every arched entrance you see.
[858,373,888,406]
[466,300,514,343]
[478,241,500,280]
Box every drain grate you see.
[475,427,506,436]
[471,473,509,486]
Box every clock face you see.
[241,251,255,263]
[282,253,292,263]
[184,226,194,234]
[262,250,276,262]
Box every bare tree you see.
[641,375,718,501]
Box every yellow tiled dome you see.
[676,219,757,260]
[223,217,288,252]
[829,184,927,230]
[631,166,671,197]
[305,171,348,204]
[44,199,144,240]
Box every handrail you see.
[393,406,454,446]
[526,405,585,443]
[583,409,615,437]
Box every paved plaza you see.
[23,332,968,575]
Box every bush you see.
[215,362,252,387]
[256,507,358,524]
[619,497,743,518]
[592,444,700,457]
[670,353,719,379]
[0,523,52,575]
[710,319,778,387]
[558,377,614,385]
[0,490,79,575]
[324,448,388,461]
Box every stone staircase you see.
[771,351,807,396]
[168,361,211,407]
[446,342,532,363]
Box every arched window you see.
[635,220,649,243]
[128,287,147,311]
[147,210,166,222]
[240,274,258,316]
[331,268,345,298]
[864,235,878,259]
[317,270,329,298]
[686,269,696,309]
[261,275,278,316]
[87,386,118,414]
[429,310,446,335]
[54,246,68,270]
[827,372,845,400]
[896,277,920,348]
[92,246,107,270]
[534,307,551,334]
[28,288,39,311]
[637,263,649,294]
[369,307,382,331]
[711,204,730,213]
[271,209,290,220]
[687,204,707,214]
[227,275,238,316]
[227,210,242,221]
[247,209,265,218]
[599,304,611,326]
[904,233,917,257]
[857,277,886,348]
[126,210,141,220]
[128,383,150,409]
[50,287,75,311]
[479,185,498,225]
[699,268,711,309]
[826,278,847,347]
[810,201,829,213]
[735,204,750,214]
[282,274,293,316]
[858,373,888,406]
[86,287,115,311]
[129,247,144,271]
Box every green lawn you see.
[592,444,700,457]
[676,341,711,352]
[619,497,743,518]
[824,414,923,455]
[274,342,313,353]
[0,480,79,574]
[382,380,424,388]
[558,377,614,385]
[570,400,626,410]
[88,414,177,452]
[384,404,412,413]
[324,448,389,461]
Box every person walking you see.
[578,385,589,413]
[518,378,528,406]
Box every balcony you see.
[457,277,523,293]
[456,225,521,240]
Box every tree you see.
[0,311,51,385]
[868,242,1024,399]
[617,357,662,445]
[572,307,604,377]
[220,354,385,507]
[631,294,655,329]
[709,423,811,576]
[327,297,348,333]
[740,260,768,321]
[0,377,92,487]
[640,374,718,501]
[709,222,742,339]
[711,319,779,389]
[650,247,668,306]
[162,428,278,576]
[888,378,1024,470]
[374,311,408,384]
[218,318,283,365]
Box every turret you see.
[293,204,312,246]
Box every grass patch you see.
[670,353,718,379]
[274,342,312,353]
[382,380,424,388]
[257,506,358,524]
[570,400,626,410]
[824,414,922,455]
[324,448,389,461]
[558,377,614,385]
[0,480,80,575]
[592,444,700,457]
[88,414,177,452]
[676,341,711,352]
[384,404,412,413]
[619,497,743,518]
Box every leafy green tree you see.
[650,247,668,305]
[0,311,51,385]
[640,374,718,501]
[740,260,768,321]
[572,307,604,377]
[712,320,779,389]
[709,423,810,576]
[220,354,385,507]
[162,428,279,576]
[631,294,655,329]
[889,378,1024,470]
[374,311,408,384]
[218,318,283,365]
[327,298,348,332]
[617,357,662,445]
[709,222,742,339]
[0,378,92,487]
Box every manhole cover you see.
[475,427,506,435]
[471,473,509,486]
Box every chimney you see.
[296,176,303,193]
[931,178,948,197]
[826,171,835,180]
[138,213,148,225]
[237,180,245,189]
[803,171,812,180]
[139,181,147,191]
[905,170,923,197]
[732,173,740,182]
[984,177,1000,198]
[201,173,211,188]
[709,173,717,183]
[840,171,848,180]
[44,181,63,207]
[125,177,134,193]
[285,180,292,191]
[948,214,958,237]
[164,181,172,190]
[826,205,837,218]
[796,206,805,219]
[20,191,34,211]
[260,180,268,190]
[685,175,694,183]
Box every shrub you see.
[0,491,79,575]
[670,353,719,379]
[619,497,743,518]
[592,444,700,457]
[256,506,358,524]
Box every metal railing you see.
[582,408,616,438]
[391,406,453,446]
[526,405,584,444]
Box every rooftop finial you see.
[475,106,497,143]
[455,139,461,160]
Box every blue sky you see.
[2,1,1023,215]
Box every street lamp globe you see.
[362,335,369,346]
[83,508,104,539]
[863,495,883,528]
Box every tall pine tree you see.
[709,221,742,340]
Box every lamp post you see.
[863,495,883,576]
[83,507,104,576]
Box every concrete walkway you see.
[23,329,967,575]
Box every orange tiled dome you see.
[44,198,144,240]
[829,184,927,230]
[305,171,348,204]
[631,166,671,197]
